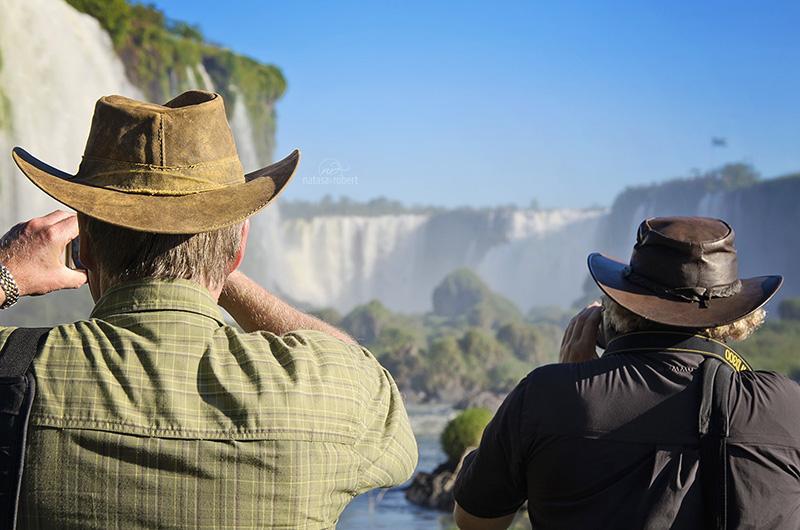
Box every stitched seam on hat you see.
[81,154,241,170]
[159,114,165,165]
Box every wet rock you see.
[404,450,471,511]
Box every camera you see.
[65,237,83,270]
[596,320,607,350]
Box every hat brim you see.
[11,147,300,234]
[588,252,783,328]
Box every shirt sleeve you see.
[354,346,419,492]
[453,377,529,518]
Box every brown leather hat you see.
[588,217,782,328]
[11,90,299,234]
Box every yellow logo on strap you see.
[725,349,749,372]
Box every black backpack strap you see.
[0,327,50,530]
[698,358,734,530]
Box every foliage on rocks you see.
[440,407,493,462]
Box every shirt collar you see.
[603,330,752,372]
[90,278,226,326]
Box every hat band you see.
[623,266,742,308]
[75,155,245,196]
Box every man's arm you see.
[218,270,356,345]
[451,380,529,528]
[454,502,517,530]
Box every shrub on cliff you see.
[66,0,286,142]
[341,300,392,344]
[440,407,493,462]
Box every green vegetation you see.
[433,268,523,328]
[277,196,560,220]
[331,274,800,402]
[736,319,800,378]
[279,196,445,219]
[440,408,493,462]
[779,297,800,321]
[330,268,560,400]
[736,298,800,378]
[65,0,285,162]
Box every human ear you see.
[77,218,96,271]
[228,219,249,273]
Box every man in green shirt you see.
[0,90,417,529]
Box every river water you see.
[336,404,534,529]
[338,403,458,529]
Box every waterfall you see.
[0,0,142,227]
[2,0,796,319]
[478,211,605,309]
[228,86,260,171]
[241,208,607,313]
[245,213,431,311]
[0,0,617,316]
[196,63,216,92]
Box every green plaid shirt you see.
[0,279,417,529]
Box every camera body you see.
[65,237,83,270]
[596,319,608,350]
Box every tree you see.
[433,269,489,318]
[496,321,543,363]
[432,268,522,327]
[341,300,392,344]
[309,307,342,326]
[458,328,509,368]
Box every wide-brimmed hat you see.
[11,90,299,234]
[588,216,782,328]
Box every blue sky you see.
[153,0,800,208]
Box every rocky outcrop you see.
[404,449,473,511]
[455,390,505,412]
[405,460,459,511]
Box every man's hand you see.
[0,210,87,299]
[559,301,602,363]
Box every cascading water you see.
[1,0,797,320]
[228,86,260,171]
[0,0,142,227]
[0,0,620,316]
[245,208,607,313]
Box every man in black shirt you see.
[453,217,800,529]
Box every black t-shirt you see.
[453,332,800,529]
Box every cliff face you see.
[64,0,285,167]
[1,1,796,318]
[241,207,605,312]
[0,0,284,225]
[596,165,800,304]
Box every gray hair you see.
[78,214,243,289]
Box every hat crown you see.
[643,216,731,244]
[76,90,245,195]
[586,216,782,329]
[628,216,740,301]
